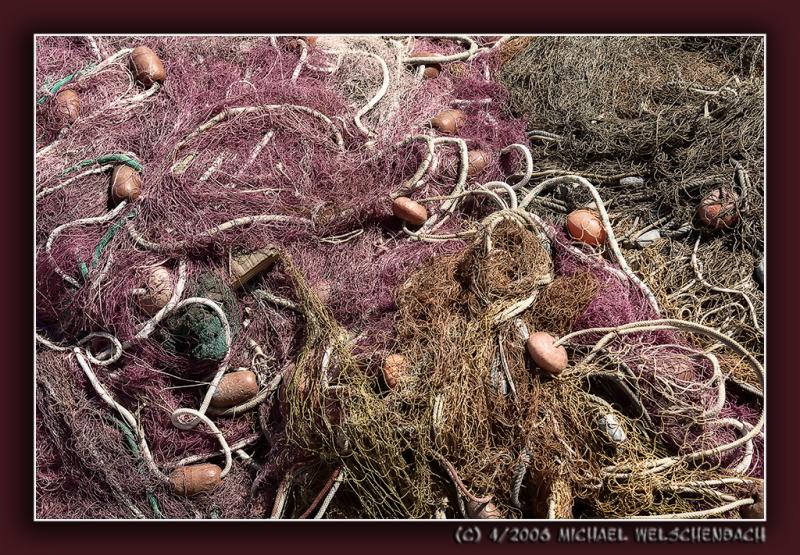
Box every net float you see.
[740,499,764,519]
[54,89,80,124]
[383,353,408,389]
[754,257,764,289]
[137,265,174,316]
[392,197,428,226]
[110,165,142,205]
[305,36,318,47]
[566,209,606,246]
[596,413,627,444]
[634,229,661,249]
[169,463,222,497]
[619,176,644,187]
[409,50,441,78]
[431,109,466,134]
[210,370,259,409]
[739,488,763,519]
[467,149,491,176]
[130,46,166,86]
[466,499,503,519]
[442,149,489,178]
[313,279,333,304]
[526,332,568,376]
[670,360,696,382]
[696,188,739,230]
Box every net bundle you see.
[35,35,764,520]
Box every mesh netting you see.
[35,35,764,520]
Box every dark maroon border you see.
[7,1,798,553]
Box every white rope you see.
[166,297,232,429]
[501,144,533,190]
[402,137,470,240]
[36,49,159,158]
[127,214,310,252]
[170,408,233,478]
[676,477,760,488]
[520,175,660,313]
[697,352,726,420]
[73,291,235,485]
[37,331,123,366]
[305,52,343,74]
[425,138,468,222]
[325,49,390,138]
[692,236,760,329]
[173,104,344,154]
[73,349,169,483]
[130,260,188,342]
[111,82,161,110]
[270,471,293,518]
[166,435,260,469]
[403,36,479,64]
[44,200,129,288]
[86,35,103,61]
[393,135,436,198]
[207,373,283,416]
[199,154,224,182]
[36,165,113,201]
[557,319,763,474]
[480,181,518,210]
[628,497,754,519]
[716,418,755,475]
[79,48,133,81]
[239,130,275,174]
[291,39,309,81]
[314,467,347,519]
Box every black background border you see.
[6,2,797,552]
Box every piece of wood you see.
[229,247,279,288]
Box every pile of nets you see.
[35,35,764,520]
[500,36,764,359]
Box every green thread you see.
[157,274,241,362]
[37,73,78,105]
[110,416,140,457]
[90,209,138,269]
[110,416,165,519]
[61,153,142,177]
[62,154,143,283]
[148,492,165,519]
[76,209,138,281]
[97,154,143,172]
[37,63,96,105]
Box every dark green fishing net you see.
[157,273,240,361]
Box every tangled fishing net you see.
[35,35,764,520]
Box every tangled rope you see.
[35,34,763,521]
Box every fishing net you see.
[500,36,764,361]
[35,35,764,520]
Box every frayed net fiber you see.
[35,35,764,520]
